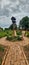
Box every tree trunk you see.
[13,30,17,36]
[13,24,17,36]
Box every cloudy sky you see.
[0,0,29,28]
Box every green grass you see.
[0,45,8,65]
[0,30,13,38]
[25,31,29,37]
[0,31,7,38]
[6,30,13,36]
[0,45,5,65]
[0,30,22,40]
[0,45,5,52]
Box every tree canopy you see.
[11,16,16,24]
[11,16,17,30]
[19,16,29,30]
[9,24,17,30]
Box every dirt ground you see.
[0,31,29,65]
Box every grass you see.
[0,45,8,65]
[0,45,5,65]
[25,31,29,37]
[0,45,5,52]
[0,30,13,38]
[0,31,6,38]
[6,30,13,36]
[23,44,29,63]
[0,30,22,40]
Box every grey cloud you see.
[0,0,29,16]
[5,0,29,13]
[0,8,10,17]
[0,0,2,2]
[0,0,29,28]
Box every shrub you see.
[7,36,12,41]
[6,30,13,36]
[17,36,22,40]
[0,45,4,52]
[0,31,6,38]
[25,31,29,37]
[7,35,22,41]
[16,31,22,36]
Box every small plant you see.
[25,31,29,37]
[0,31,6,38]
[16,31,22,36]
[7,35,22,41]
[0,45,4,52]
[0,57,2,65]
[7,36,12,41]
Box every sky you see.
[0,0,29,28]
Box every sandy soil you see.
[0,31,29,65]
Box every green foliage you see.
[6,30,13,36]
[7,36,22,41]
[16,31,22,35]
[9,24,17,30]
[0,45,4,52]
[0,30,13,38]
[0,27,3,31]
[19,16,29,30]
[7,36,12,41]
[17,36,22,40]
[11,16,16,24]
[25,31,29,37]
[0,31,6,38]
[11,16,17,30]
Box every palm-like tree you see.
[11,16,17,36]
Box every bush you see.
[0,30,13,38]
[17,36,22,40]
[25,31,29,37]
[7,36,12,41]
[7,35,22,41]
[6,30,13,36]
[0,31,7,38]
[16,31,22,36]
[0,45,4,52]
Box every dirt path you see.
[0,31,29,65]
[4,44,27,65]
[0,36,29,46]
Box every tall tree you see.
[19,16,29,30]
[11,16,17,36]
[9,24,17,30]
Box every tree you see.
[19,16,29,30]
[11,16,17,36]
[0,27,3,31]
[9,24,17,30]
